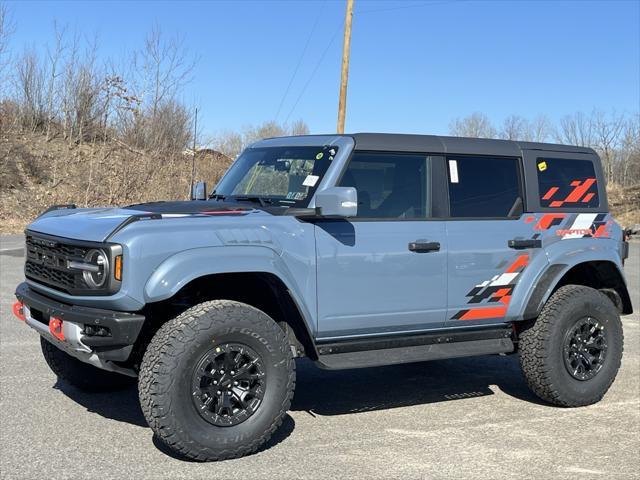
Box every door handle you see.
[408,241,440,252]
[508,239,542,249]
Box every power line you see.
[358,0,466,15]
[283,0,467,126]
[284,21,343,125]
[274,0,327,121]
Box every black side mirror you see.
[191,181,207,200]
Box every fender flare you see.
[143,245,318,340]
[522,249,630,319]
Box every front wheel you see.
[519,285,624,407]
[138,300,295,461]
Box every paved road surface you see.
[1,235,638,479]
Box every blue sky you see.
[5,0,640,136]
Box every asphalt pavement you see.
[1,234,638,479]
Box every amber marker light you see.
[114,255,123,281]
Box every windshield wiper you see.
[232,196,273,207]
[209,193,227,201]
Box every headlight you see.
[82,249,109,289]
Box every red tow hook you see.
[49,317,65,341]
[12,301,25,322]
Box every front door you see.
[315,152,447,340]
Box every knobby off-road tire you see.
[40,337,136,392]
[519,285,623,407]
[138,300,296,461]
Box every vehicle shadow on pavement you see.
[53,380,147,427]
[54,354,549,428]
[291,354,550,416]
[54,380,296,460]
[52,353,550,459]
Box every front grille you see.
[25,234,89,293]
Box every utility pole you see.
[190,107,198,199]
[337,0,354,134]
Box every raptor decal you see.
[523,213,612,243]
[451,254,529,320]
[557,213,611,239]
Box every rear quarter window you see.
[537,158,599,208]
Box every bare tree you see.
[449,112,497,139]
[136,25,195,118]
[211,130,243,159]
[555,111,594,147]
[290,118,310,136]
[0,2,14,90]
[619,114,640,187]
[211,120,310,159]
[15,48,46,131]
[500,114,528,140]
[120,26,196,153]
[44,22,66,140]
[592,110,626,183]
[527,115,551,142]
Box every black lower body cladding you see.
[138,300,295,461]
[15,282,145,360]
[40,337,136,391]
[519,285,624,407]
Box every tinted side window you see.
[339,152,429,219]
[447,156,521,218]
[536,158,599,208]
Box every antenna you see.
[190,107,198,198]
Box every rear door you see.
[444,155,537,326]
[315,151,447,339]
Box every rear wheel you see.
[519,285,624,407]
[40,337,136,392]
[138,300,295,461]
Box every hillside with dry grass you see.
[0,130,232,233]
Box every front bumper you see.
[15,282,145,374]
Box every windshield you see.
[213,145,338,207]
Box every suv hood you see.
[27,202,257,243]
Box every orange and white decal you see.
[451,254,529,320]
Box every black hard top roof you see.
[349,133,595,156]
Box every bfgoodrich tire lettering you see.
[519,285,624,407]
[138,300,295,461]
[40,337,136,392]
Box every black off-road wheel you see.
[519,285,624,407]
[40,337,136,392]
[138,300,296,461]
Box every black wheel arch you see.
[524,260,633,319]
[134,272,319,365]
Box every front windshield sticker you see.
[302,175,319,187]
[315,152,324,160]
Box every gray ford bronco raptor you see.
[14,134,632,461]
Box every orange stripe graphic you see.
[460,306,507,320]
[506,254,529,273]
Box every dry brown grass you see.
[0,130,232,233]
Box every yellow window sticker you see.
[538,161,547,172]
[315,152,324,160]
